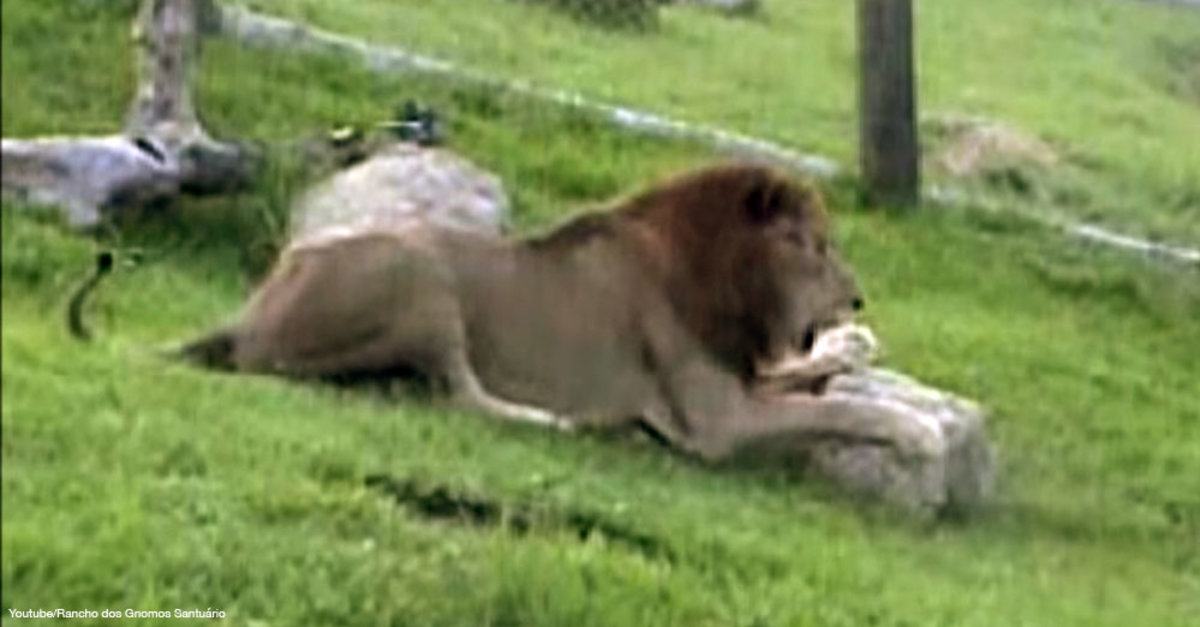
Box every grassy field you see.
[240,0,1200,243]
[3,1,1200,625]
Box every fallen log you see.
[1,0,257,228]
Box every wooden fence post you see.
[857,0,919,205]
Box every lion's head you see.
[624,164,863,380]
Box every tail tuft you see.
[175,330,238,371]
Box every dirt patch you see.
[925,114,1060,180]
[364,473,673,561]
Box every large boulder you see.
[810,368,996,514]
[290,142,509,244]
[779,324,996,514]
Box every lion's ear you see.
[744,179,788,224]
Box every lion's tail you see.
[66,252,115,342]
[172,328,238,371]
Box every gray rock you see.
[290,143,509,244]
[766,323,995,514]
[808,368,996,515]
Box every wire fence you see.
[216,0,1200,263]
[223,0,840,172]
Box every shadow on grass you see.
[364,472,676,562]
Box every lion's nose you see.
[851,297,865,312]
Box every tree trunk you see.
[857,0,920,206]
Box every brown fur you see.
[182,163,939,461]
[620,165,841,379]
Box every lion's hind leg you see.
[435,347,573,431]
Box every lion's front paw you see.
[812,323,878,370]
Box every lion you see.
[180,163,939,462]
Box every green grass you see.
[4,1,1200,625]
[237,0,1200,243]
